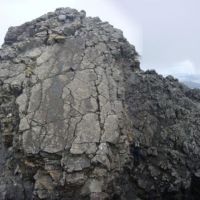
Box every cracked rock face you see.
[0,7,200,200]
[0,7,137,200]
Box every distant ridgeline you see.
[183,80,200,89]
[0,7,200,200]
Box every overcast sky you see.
[0,0,199,79]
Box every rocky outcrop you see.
[123,72,200,199]
[0,7,200,200]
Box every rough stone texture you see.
[0,7,200,200]
[120,71,200,199]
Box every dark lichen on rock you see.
[0,7,200,200]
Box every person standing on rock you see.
[130,141,141,166]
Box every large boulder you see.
[0,7,200,200]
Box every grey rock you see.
[58,14,66,21]
[0,6,200,200]
[101,115,120,144]
[147,147,158,157]
[63,25,76,36]
[34,170,55,199]
[81,179,103,195]
[65,172,87,186]
[92,154,111,170]
[194,170,200,178]
[61,155,91,172]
